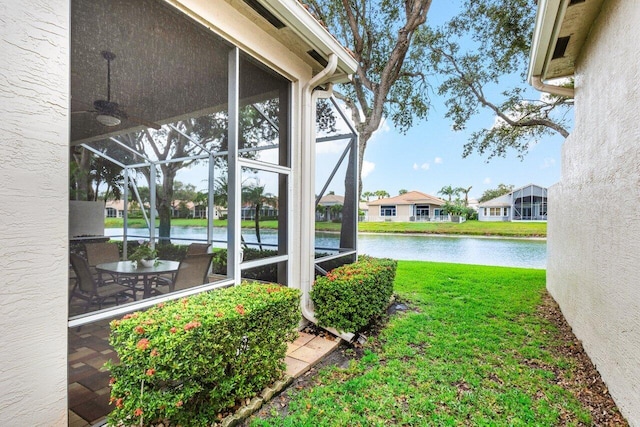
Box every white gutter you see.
[300,53,355,343]
[530,75,574,98]
[527,0,575,97]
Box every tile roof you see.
[318,194,344,205]
[367,191,446,206]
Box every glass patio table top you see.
[96,260,179,298]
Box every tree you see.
[92,155,123,202]
[329,203,343,221]
[243,181,277,251]
[374,190,390,199]
[478,183,514,203]
[458,185,473,206]
[438,185,459,202]
[307,0,433,193]
[173,181,197,205]
[361,190,374,201]
[443,201,477,220]
[424,0,572,159]
[398,189,408,195]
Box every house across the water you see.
[478,184,548,222]
[366,191,447,222]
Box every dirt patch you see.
[245,293,628,426]
[536,292,628,426]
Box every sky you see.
[177,2,572,203]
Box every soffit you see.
[534,0,605,80]
[225,0,357,78]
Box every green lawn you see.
[105,218,546,238]
[250,261,592,426]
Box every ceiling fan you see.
[72,50,161,130]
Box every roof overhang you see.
[242,0,358,81]
[527,0,605,86]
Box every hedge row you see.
[106,282,301,426]
[311,256,397,334]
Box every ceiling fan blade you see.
[71,110,96,115]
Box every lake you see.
[106,227,546,269]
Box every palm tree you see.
[361,191,374,201]
[398,189,408,195]
[438,185,458,202]
[243,181,276,251]
[374,190,390,199]
[458,186,473,207]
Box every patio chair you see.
[69,253,136,312]
[85,242,121,281]
[152,253,213,293]
[186,242,211,255]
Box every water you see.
[106,227,546,269]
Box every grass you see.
[105,218,546,237]
[250,261,591,426]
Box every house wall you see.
[546,2,640,424]
[368,204,444,222]
[478,207,510,222]
[0,0,70,425]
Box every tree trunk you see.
[254,202,263,251]
[340,140,358,251]
[73,147,92,201]
[158,169,176,245]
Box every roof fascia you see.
[527,0,568,83]
[263,0,358,78]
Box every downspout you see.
[301,53,355,343]
[530,75,574,98]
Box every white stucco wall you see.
[546,2,640,424]
[0,0,69,425]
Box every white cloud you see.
[434,157,443,164]
[421,163,430,170]
[413,163,419,170]
[316,139,348,154]
[361,160,375,178]
[483,177,491,184]
[541,157,556,169]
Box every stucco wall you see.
[0,0,69,425]
[546,2,640,424]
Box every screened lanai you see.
[68,0,358,328]
[67,1,358,424]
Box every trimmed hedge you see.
[106,282,301,426]
[311,256,397,334]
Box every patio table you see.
[96,260,179,299]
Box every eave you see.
[528,0,605,86]
[245,0,358,81]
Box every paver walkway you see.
[285,331,341,377]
